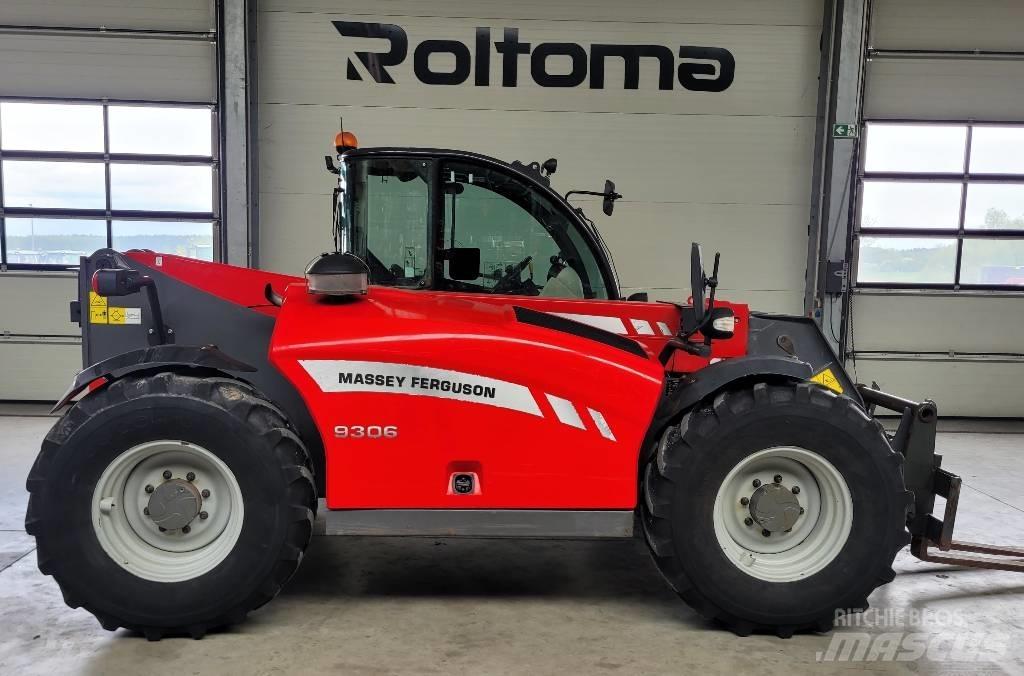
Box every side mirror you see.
[603,180,621,216]
[690,243,707,327]
[448,247,481,281]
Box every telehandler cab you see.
[25,131,1023,641]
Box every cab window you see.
[439,161,608,298]
[348,158,430,287]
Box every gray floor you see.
[1,415,1023,676]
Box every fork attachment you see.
[857,384,1024,572]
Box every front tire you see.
[642,382,911,637]
[25,372,316,639]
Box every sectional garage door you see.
[850,0,1024,416]
[0,0,217,400]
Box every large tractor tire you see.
[25,372,316,639]
[642,381,911,637]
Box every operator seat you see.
[540,264,585,298]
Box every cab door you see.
[435,159,612,300]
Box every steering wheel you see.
[493,255,535,294]
[690,243,707,327]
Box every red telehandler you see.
[24,132,1023,640]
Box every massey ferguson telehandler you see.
[25,131,1024,641]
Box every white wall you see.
[257,0,824,314]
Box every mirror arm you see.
[564,189,622,201]
[701,253,722,345]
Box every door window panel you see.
[860,181,961,230]
[440,161,607,298]
[4,218,105,265]
[960,239,1024,285]
[856,236,957,285]
[2,160,105,208]
[0,102,103,152]
[863,124,967,173]
[969,127,1024,174]
[112,220,214,261]
[110,163,213,212]
[964,184,1024,230]
[108,106,213,156]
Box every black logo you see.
[452,474,475,494]
[334,22,735,92]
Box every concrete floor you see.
[1,414,1023,675]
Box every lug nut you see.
[740,497,749,506]
[182,525,191,534]
[762,529,771,537]
[186,472,196,482]
[201,489,211,498]
[752,479,761,488]
[158,526,166,532]
[162,470,172,480]
[143,507,150,516]
[799,507,805,515]
[744,517,754,526]
[199,511,208,520]
[773,474,783,484]
[145,484,154,494]
[792,486,800,495]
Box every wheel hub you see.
[147,478,202,531]
[92,440,245,582]
[748,483,801,533]
[712,446,854,583]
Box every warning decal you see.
[89,292,107,324]
[107,307,142,325]
[810,367,844,394]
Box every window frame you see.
[0,95,219,271]
[855,119,1024,291]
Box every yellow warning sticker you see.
[89,291,108,323]
[106,307,142,326]
[810,367,844,394]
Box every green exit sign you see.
[832,123,857,138]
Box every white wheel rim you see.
[712,446,853,583]
[91,440,244,583]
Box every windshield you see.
[336,157,431,287]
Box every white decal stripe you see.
[630,319,655,335]
[588,408,616,441]
[299,360,542,417]
[656,321,673,336]
[545,393,586,430]
[549,312,628,335]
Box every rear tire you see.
[642,382,911,637]
[25,372,316,639]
